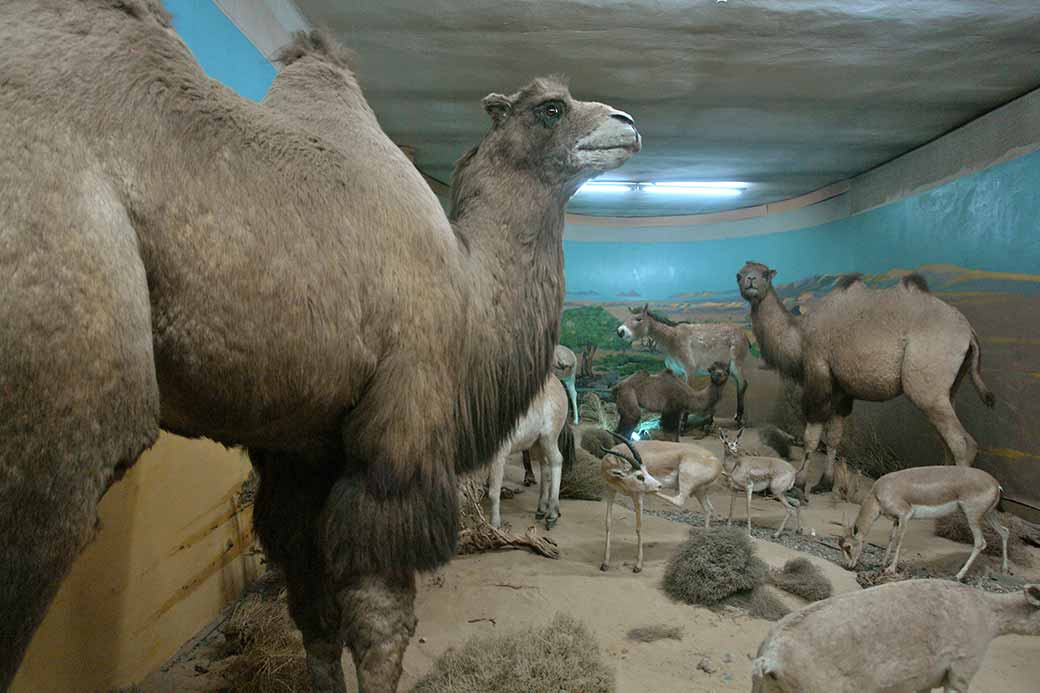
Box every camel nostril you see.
[610,111,635,126]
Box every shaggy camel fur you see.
[618,305,751,423]
[737,262,995,494]
[0,4,639,690]
[752,579,1040,693]
[837,466,1008,580]
[488,376,576,529]
[613,362,729,442]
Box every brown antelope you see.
[752,579,1040,693]
[598,434,663,573]
[719,428,802,538]
[837,466,1009,581]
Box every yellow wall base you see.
[12,433,262,693]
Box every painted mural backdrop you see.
[562,149,1040,512]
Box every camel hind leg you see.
[903,339,978,466]
[0,161,160,687]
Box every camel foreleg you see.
[337,574,417,693]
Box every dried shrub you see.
[576,424,617,459]
[412,613,614,693]
[768,557,833,602]
[934,511,1037,566]
[625,624,684,643]
[746,585,792,622]
[221,589,308,693]
[559,446,607,501]
[661,527,768,605]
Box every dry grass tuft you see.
[221,588,308,693]
[559,446,607,501]
[661,527,768,606]
[768,557,833,602]
[412,613,615,693]
[934,511,1037,566]
[626,624,684,643]
[746,585,792,622]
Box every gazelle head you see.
[836,516,865,569]
[718,427,744,457]
[601,432,662,495]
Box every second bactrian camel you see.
[737,262,995,494]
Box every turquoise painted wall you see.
[565,148,1040,301]
[163,0,276,101]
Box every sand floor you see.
[137,432,1040,692]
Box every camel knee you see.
[337,574,417,692]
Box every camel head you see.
[617,303,651,340]
[479,77,640,193]
[737,261,777,304]
[707,361,730,387]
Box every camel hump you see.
[276,30,357,70]
[835,273,864,290]
[115,0,172,26]
[901,273,930,292]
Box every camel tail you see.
[967,329,996,408]
[558,423,576,476]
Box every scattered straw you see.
[626,624,684,643]
[412,613,615,693]
[221,589,307,693]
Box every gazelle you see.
[719,428,801,538]
[752,579,1040,693]
[837,465,1009,581]
[598,433,663,573]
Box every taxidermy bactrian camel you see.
[737,262,995,494]
[0,4,640,691]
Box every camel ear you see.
[641,303,649,314]
[766,268,777,280]
[482,93,514,126]
[1025,585,1040,607]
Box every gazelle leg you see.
[488,450,508,529]
[728,488,736,526]
[634,494,645,573]
[773,493,799,538]
[695,490,711,528]
[986,510,1010,574]
[746,480,754,535]
[955,514,988,581]
[885,514,912,575]
[600,489,616,572]
[882,520,899,565]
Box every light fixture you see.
[577,182,635,194]
[576,180,748,196]
[644,183,744,197]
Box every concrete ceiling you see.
[291,0,1040,217]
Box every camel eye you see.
[535,100,565,126]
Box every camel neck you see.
[751,289,803,377]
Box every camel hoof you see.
[600,563,609,572]
[534,510,546,520]
[545,517,558,530]
[633,566,642,574]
